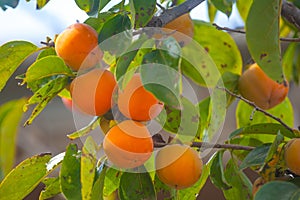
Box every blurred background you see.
[0,0,299,199]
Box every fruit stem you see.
[219,87,295,133]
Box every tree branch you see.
[213,23,300,42]
[281,0,300,30]
[147,0,205,27]
[154,141,255,151]
[219,87,294,133]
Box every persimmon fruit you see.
[238,63,289,110]
[70,68,117,116]
[61,97,73,111]
[55,23,103,71]
[103,120,153,169]
[155,144,203,189]
[284,138,300,175]
[117,73,164,121]
[159,13,194,46]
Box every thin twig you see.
[212,23,300,42]
[219,87,294,133]
[154,141,254,151]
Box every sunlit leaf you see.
[130,0,156,28]
[229,123,296,139]
[103,167,122,197]
[75,0,99,16]
[60,144,81,200]
[210,0,234,17]
[236,0,253,21]
[24,76,69,125]
[67,116,100,140]
[37,47,56,60]
[207,0,217,23]
[0,153,52,200]
[24,55,73,92]
[0,98,26,179]
[0,41,37,91]
[246,0,283,81]
[36,0,50,9]
[81,136,97,200]
[39,177,61,200]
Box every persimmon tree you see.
[0,0,300,199]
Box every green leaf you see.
[178,161,211,199]
[39,177,61,200]
[196,97,210,140]
[263,131,284,163]
[84,13,117,33]
[129,0,156,28]
[81,136,97,200]
[24,55,73,92]
[246,0,283,81]
[91,165,107,200]
[210,151,231,190]
[223,158,252,200]
[37,47,56,60]
[222,72,240,106]
[60,144,81,200]
[67,116,100,140]
[75,0,99,15]
[0,0,19,10]
[236,98,293,129]
[230,137,264,160]
[236,0,253,21]
[229,123,296,139]
[115,36,154,83]
[119,171,156,200]
[24,76,69,125]
[181,21,241,87]
[103,168,122,197]
[0,98,26,179]
[0,41,37,91]
[36,0,50,9]
[141,48,181,108]
[210,0,234,17]
[283,42,300,84]
[207,0,218,23]
[0,153,52,200]
[98,14,132,55]
[239,144,271,170]
[193,21,242,76]
[254,181,300,200]
[99,0,110,11]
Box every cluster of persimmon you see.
[54,22,202,190]
[238,63,289,110]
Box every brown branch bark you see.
[281,0,300,30]
[154,141,255,151]
[147,0,205,27]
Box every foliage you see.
[0,0,300,199]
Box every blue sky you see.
[0,0,244,45]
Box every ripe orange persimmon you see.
[117,73,164,121]
[155,144,203,189]
[70,68,116,116]
[103,120,153,169]
[238,63,289,110]
[159,13,194,46]
[61,97,73,111]
[55,23,103,71]
[284,138,300,175]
